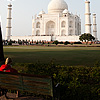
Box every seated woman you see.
[0,57,18,73]
[0,57,18,97]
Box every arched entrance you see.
[36,30,40,36]
[46,21,55,36]
[61,30,66,36]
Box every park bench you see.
[0,71,54,99]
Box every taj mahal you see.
[5,0,97,42]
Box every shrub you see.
[54,40,59,45]
[94,60,100,67]
[52,42,54,44]
[71,43,73,45]
[13,63,100,100]
[18,41,22,45]
[64,41,70,45]
[39,41,41,43]
[36,41,38,44]
[42,42,45,44]
[8,42,12,45]
[48,42,49,44]
[59,41,63,44]
[74,41,82,44]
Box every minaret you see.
[93,13,97,40]
[5,3,12,40]
[85,0,91,34]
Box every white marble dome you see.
[48,0,68,14]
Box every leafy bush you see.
[18,40,22,45]
[71,43,73,45]
[18,41,22,45]
[54,40,59,45]
[8,42,12,45]
[64,41,70,45]
[52,42,54,44]
[48,42,49,44]
[94,60,100,67]
[74,41,82,44]
[36,41,38,44]
[13,63,100,100]
[59,41,63,44]
[42,42,45,44]
[58,66,100,99]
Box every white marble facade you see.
[31,0,81,41]
[11,0,81,42]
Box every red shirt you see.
[0,64,18,73]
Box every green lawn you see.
[3,46,100,66]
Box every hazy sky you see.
[0,0,100,40]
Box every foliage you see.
[8,40,16,45]
[13,62,100,100]
[42,41,45,44]
[39,40,41,43]
[32,40,33,43]
[59,41,63,44]
[18,39,22,45]
[54,40,59,45]
[79,33,95,42]
[64,41,70,45]
[8,41,12,45]
[71,43,73,45]
[48,42,49,44]
[94,60,100,67]
[74,41,82,44]
[56,66,100,100]
[36,41,38,44]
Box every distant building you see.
[32,0,81,42]
[5,0,97,42]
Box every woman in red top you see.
[0,57,18,97]
[0,57,18,73]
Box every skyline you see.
[0,0,100,40]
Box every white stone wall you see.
[42,13,59,36]
[32,13,81,37]
[11,36,51,42]
[55,36,80,42]
[60,16,68,36]
[11,36,80,42]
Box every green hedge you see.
[13,63,100,100]
[56,66,100,100]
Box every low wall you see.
[11,36,51,42]
[11,35,80,42]
[55,36,80,42]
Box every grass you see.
[3,45,100,66]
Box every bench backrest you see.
[0,72,53,97]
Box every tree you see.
[8,39,12,45]
[64,41,70,45]
[0,21,4,62]
[79,33,95,42]
[54,40,59,45]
